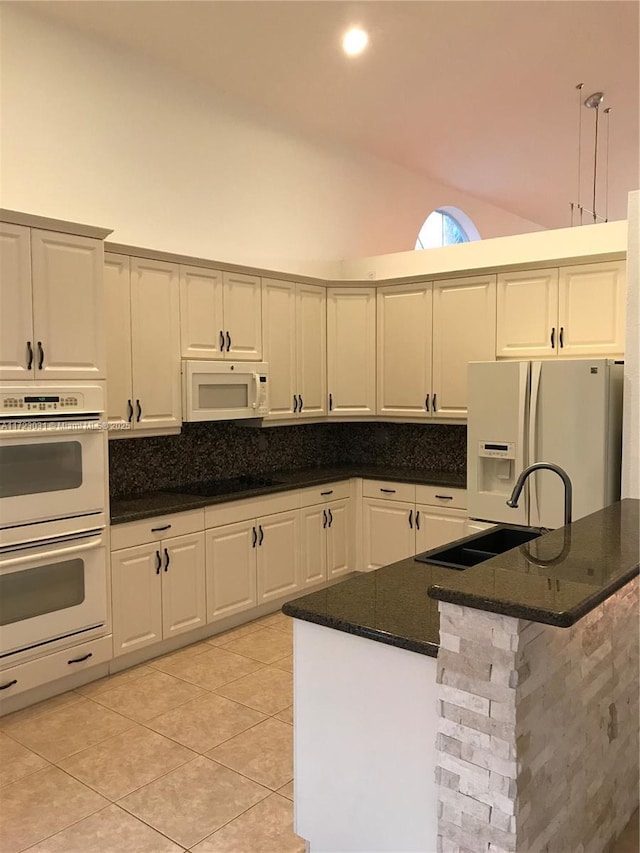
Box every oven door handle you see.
[0,533,105,567]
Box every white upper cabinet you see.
[223,271,263,360]
[105,254,181,433]
[376,275,495,420]
[558,261,626,356]
[496,261,625,359]
[179,266,224,359]
[104,254,133,429]
[130,258,181,431]
[180,267,262,361]
[432,274,496,419]
[377,283,433,417]
[0,223,33,380]
[262,279,326,420]
[327,287,376,416]
[296,283,327,416]
[262,279,297,418]
[496,269,559,358]
[30,230,106,380]
[0,225,105,380]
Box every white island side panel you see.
[294,619,438,853]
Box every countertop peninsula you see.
[283,499,640,651]
[109,464,466,524]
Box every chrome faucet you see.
[506,462,573,527]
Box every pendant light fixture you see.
[570,83,613,225]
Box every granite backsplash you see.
[109,421,466,498]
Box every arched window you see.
[415,207,480,249]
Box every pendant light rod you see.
[585,92,604,223]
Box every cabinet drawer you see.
[415,485,467,509]
[297,481,351,506]
[110,509,205,551]
[205,491,300,529]
[361,479,416,503]
[0,635,113,701]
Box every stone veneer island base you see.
[285,500,639,853]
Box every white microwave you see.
[182,361,269,422]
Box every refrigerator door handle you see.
[528,361,542,527]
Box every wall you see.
[108,421,467,498]
[622,190,639,499]
[435,581,639,852]
[0,6,543,278]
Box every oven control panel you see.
[2,393,84,412]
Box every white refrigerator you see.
[467,359,623,529]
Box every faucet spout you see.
[506,462,573,527]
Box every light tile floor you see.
[0,609,637,852]
[0,612,304,853]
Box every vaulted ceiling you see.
[27,1,640,230]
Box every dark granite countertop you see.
[283,499,639,653]
[110,465,466,524]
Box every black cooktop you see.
[170,475,283,498]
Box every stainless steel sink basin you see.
[415,524,543,570]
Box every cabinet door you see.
[558,261,626,356]
[111,544,163,656]
[179,265,225,359]
[377,283,432,417]
[222,272,262,360]
[300,504,327,588]
[327,287,376,415]
[130,258,181,430]
[161,532,206,639]
[432,275,496,419]
[361,499,415,572]
[415,507,468,554]
[496,269,558,358]
[31,230,105,379]
[0,223,34,380]
[262,279,297,419]
[206,520,257,622]
[104,253,133,429]
[326,499,352,579]
[256,509,300,603]
[297,283,327,417]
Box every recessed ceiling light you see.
[342,27,368,57]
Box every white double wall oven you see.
[0,384,109,667]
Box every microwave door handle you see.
[0,534,105,568]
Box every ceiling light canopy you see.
[342,26,368,56]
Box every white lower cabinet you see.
[206,520,257,622]
[300,498,353,586]
[362,499,416,571]
[415,507,467,553]
[111,531,205,657]
[206,508,301,620]
[257,510,300,603]
[361,482,468,570]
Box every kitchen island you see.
[284,499,639,853]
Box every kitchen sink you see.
[415,524,543,570]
